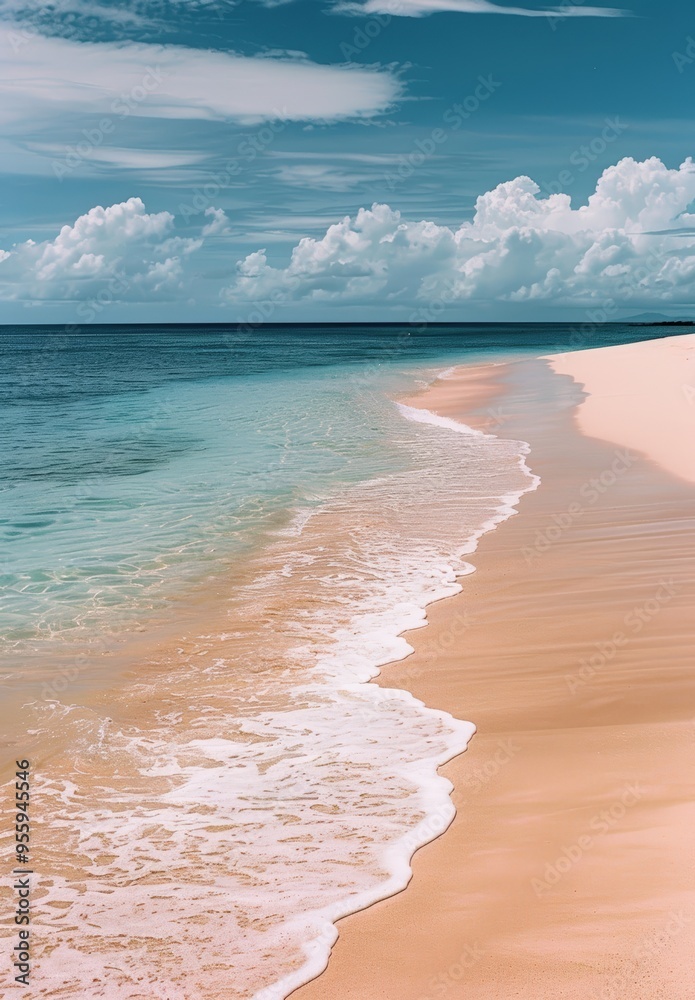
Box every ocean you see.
[0,322,671,997]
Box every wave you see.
[3,373,539,999]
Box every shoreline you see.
[1,349,541,999]
[292,334,695,999]
[3,334,692,998]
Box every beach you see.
[1,327,693,998]
[5,0,693,990]
[293,332,695,999]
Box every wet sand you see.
[293,335,695,1000]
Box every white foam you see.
[396,401,484,436]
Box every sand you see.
[546,335,695,485]
[292,334,695,1000]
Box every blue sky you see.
[1,0,694,323]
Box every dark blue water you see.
[0,322,675,404]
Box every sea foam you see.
[3,378,538,1000]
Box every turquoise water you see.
[2,366,414,648]
[0,323,671,655]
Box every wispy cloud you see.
[26,145,209,170]
[267,151,404,165]
[0,0,227,37]
[0,27,401,128]
[335,0,629,18]
[267,154,406,190]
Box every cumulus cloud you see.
[223,157,695,309]
[5,159,695,318]
[0,27,401,128]
[201,207,231,236]
[0,197,207,303]
[335,0,628,18]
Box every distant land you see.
[625,312,695,324]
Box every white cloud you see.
[0,0,258,37]
[335,0,628,17]
[266,152,405,189]
[0,0,154,30]
[223,157,695,308]
[26,145,209,170]
[268,151,404,164]
[5,159,695,316]
[270,163,384,191]
[201,207,231,236]
[0,27,401,128]
[0,196,204,302]
[79,148,209,169]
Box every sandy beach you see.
[293,333,695,999]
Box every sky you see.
[0,0,694,324]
